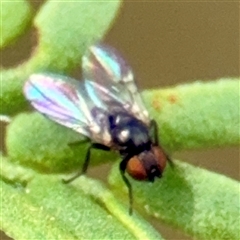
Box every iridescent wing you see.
[23,73,112,146]
[82,43,150,125]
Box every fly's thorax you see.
[109,112,150,147]
[126,146,167,181]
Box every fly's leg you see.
[63,143,110,184]
[67,138,89,147]
[150,119,159,146]
[150,119,174,167]
[62,145,91,184]
[120,156,133,215]
[81,143,110,174]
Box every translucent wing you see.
[82,43,150,125]
[23,74,112,146]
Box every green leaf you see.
[0,157,163,240]
[6,79,240,173]
[1,0,122,115]
[109,160,240,240]
[0,1,32,48]
[144,78,240,151]
[30,1,122,71]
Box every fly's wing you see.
[82,43,150,125]
[23,74,112,146]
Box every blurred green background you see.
[1,1,239,239]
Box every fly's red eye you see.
[152,146,167,172]
[126,156,148,181]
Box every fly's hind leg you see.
[63,143,110,184]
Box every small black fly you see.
[23,43,171,214]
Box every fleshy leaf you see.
[0,1,32,48]
[144,78,240,151]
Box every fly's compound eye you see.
[152,146,167,173]
[126,156,148,181]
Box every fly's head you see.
[126,146,167,182]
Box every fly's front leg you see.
[119,155,133,215]
[150,119,159,146]
[63,143,110,184]
[150,119,174,167]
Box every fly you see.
[23,43,171,214]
